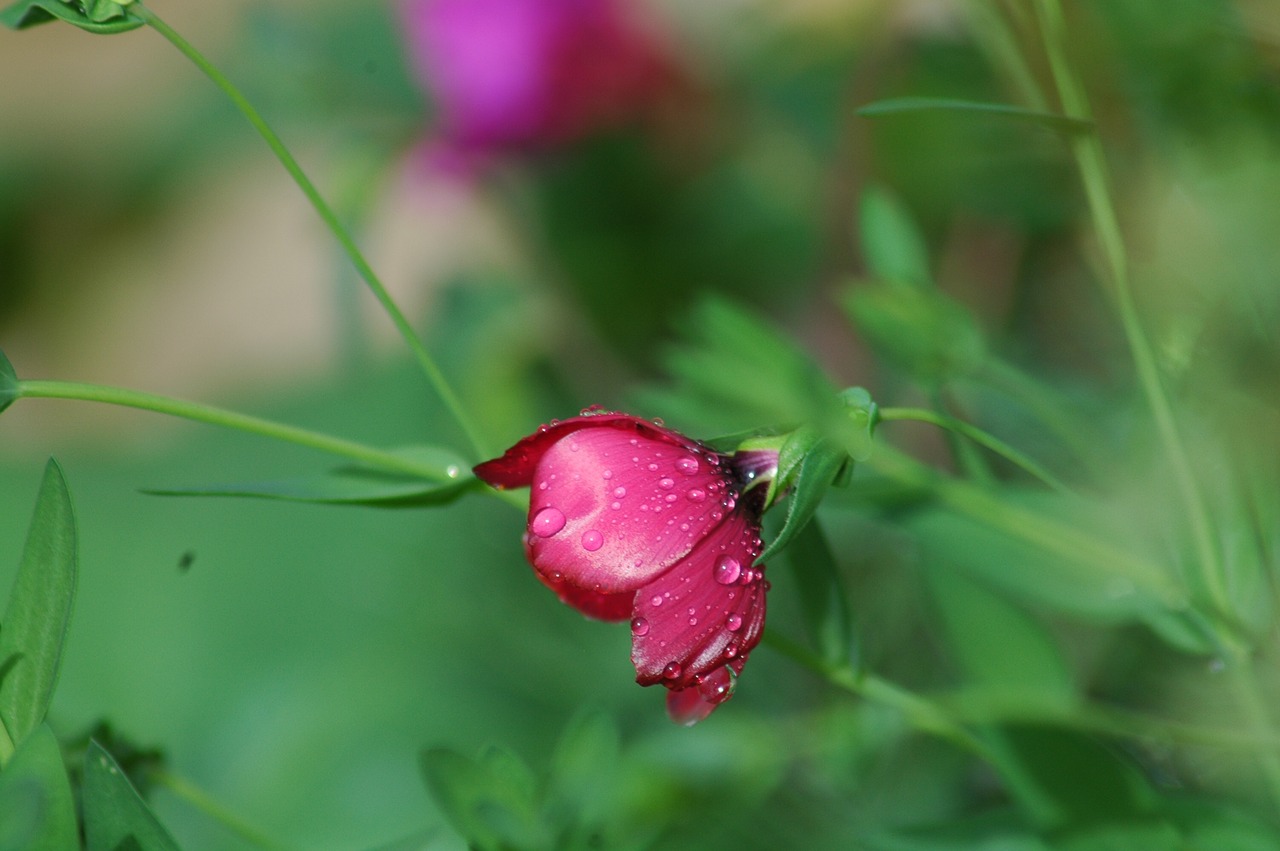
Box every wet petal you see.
[665,666,737,726]
[523,426,733,594]
[630,502,767,690]
[473,412,704,489]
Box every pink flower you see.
[474,410,771,724]
[400,0,677,161]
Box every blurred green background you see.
[3,0,1280,848]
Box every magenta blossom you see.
[474,410,773,724]
[400,0,676,162]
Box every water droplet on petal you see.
[581,530,604,551]
[725,643,739,659]
[665,493,679,503]
[714,556,742,585]
[726,614,743,631]
[603,470,613,480]
[631,617,650,636]
[530,507,566,537]
[613,486,627,499]
[688,488,706,502]
[663,662,682,680]
[676,456,699,475]
[569,441,579,452]
[647,462,659,472]
[611,501,622,510]
[689,617,698,626]
[651,595,664,607]
[659,477,675,490]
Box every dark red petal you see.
[630,505,767,690]
[473,412,705,490]
[535,569,635,621]
[523,425,734,594]
[665,666,737,726]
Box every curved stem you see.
[17,380,442,478]
[130,1,490,462]
[1033,0,1225,614]
[879,406,1070,494]
[152,770,297,851]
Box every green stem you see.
[879,406,1070,494]
[1033,0,1226,615]
[867,445,1185,607]
[152,770,297,851]
[17,380,442,479]
[129,1,490,462]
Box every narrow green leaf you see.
[0,459,78,757]
[757,438,845,564]
[859,187,933,290]
[83,740,180,851]
[0,0,143,32]
[0,349,16,415]
[784,521,854,669]
[0,724,78,851]
[857,97,1094,135]
[144,446,479,507]
[843,283,986,385]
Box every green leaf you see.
[82,740,180,851]
[545,711,619,841]
[857,97,1094,135]
[0,0,143,33]
[859,187,933,290]
[926,569,1074,708]
[0,459,77,759]
[143,447,479,507]
[757,435,846,564]
[0,349,16,416]
[0,724,78,851]
[844,283,986,385]
[420,746,549,851]
[1167,798,1280,851]
[784,520,854,669]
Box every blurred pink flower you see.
[475,410,772,724]
[401,0,677,160]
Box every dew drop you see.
[613,486,627,498]
[676,456,699,475]
[446,465,461,479]
[581,530,604,551]
[611,501,622,510]
[665,493,679,503]
[631,617,650,636]
[689,617,698,626]
[658,477,675,490]
[663,662,682,680]
[651,595,664,607]
[688,488,706,502]
[714,555,742,585]
[726,614,744,631]
[603,470,613,480]
[647,462,660,472]
[569,441,580,452]
[725,643,739,659]
[530,507,566,537]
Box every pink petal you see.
[474,412,702,490]
[523,426,733,594]
[528,553,635,621]
[630,503,767,690]
[665,665,737,725]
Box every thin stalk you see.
[880,405,1070,494]
[1032,0,1226,614]
[18,380,443,479]
[128,1,490,461]
[152,770,297,851]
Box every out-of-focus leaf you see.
[83,741,180,851]
[857,97,1094,135]
[784,520,855,669]
[0,459,77,757]
[844,284,986,385]
[420,745,549,851]
[757,435,846,564]
[143,446,479,507]
[1167,798,1280,851]
[1051,819,1181,851]
[545,711,619,845]
[0,0,143,33]
[0,349,16,416]
[926,569,1074,707]
[859,187,933,289]
[995,727,1158,831]
[0,724,78,851]
[839,387,878,462]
